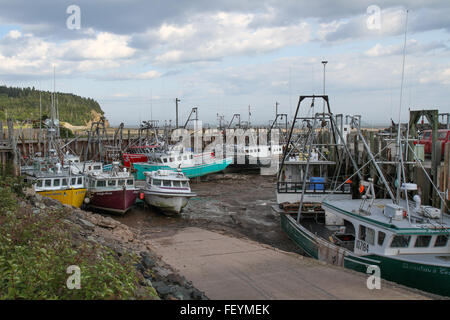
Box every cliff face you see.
[0,85,106,126]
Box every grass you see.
[0,175,158,300]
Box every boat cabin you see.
[323,199,450,259]
[145,170,190,190]
[33,175,85,192]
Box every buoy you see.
[139,192,144,200]
[359,185,365,194]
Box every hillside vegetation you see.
[0,86,104,126]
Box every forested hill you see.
[0,85,105,126]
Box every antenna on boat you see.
[395,9,411,221]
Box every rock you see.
[152,281,173,296]
[166,273,184,285]
[88,214,120,229]
[191,289,208,300]
[144,279,153,287]
[153,266,171,278]
[135,263,146,273]
[43,197,62,207]
[87,235,97,242]
[24,187,36,197]
[141,255,156,269]
[112,225,134,242]
[37,202,46,210]
[78,218,96,231]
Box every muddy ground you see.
[113,171,304,255]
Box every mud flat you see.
[113,173,433,300]
[148,227,429,300]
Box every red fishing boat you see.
[122,145,159,168]
[84,162,140,214]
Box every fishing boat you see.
[226,143,283,169]
[132,149,232,180]
[24,155,87,208]
[273,96,450,296]
[142,169,196,215]
[122,120,164,168]
[84,162,139,214]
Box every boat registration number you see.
[355,240,369,253]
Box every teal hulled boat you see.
[132,150,232,179]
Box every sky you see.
[0,0,448,127]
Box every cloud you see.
[365,39,449,57]
[92,70,162,81]
[136,11,312,64]
[0,30,138,78]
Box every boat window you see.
[377,231,386,246]
[169,158,175,162]
[181,181,188,187]
[97,180,106,188]
[94,165,101,170]
[71,178,76,185]
[190,155,193,159]
[358,225,375,245]
[53,179,60,187]
[178,156,182,161]
[163,158,168,163]
[414,235,432,248]
[62,178,68,186]
[108,180,116,187]
[45,179,52,187]
[390,235,411,248]
[89,180,95,188]
[423,132,431,139]
[163,180,172,187]
[118,180,125,186]
[152,179,161,186]
[36,180,43,188]
[183,156,187,160]
[127,179,134,186]
[434,235,449,247]
[173,181,181,187]
[77,177,83,185]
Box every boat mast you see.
[395,9,409,204]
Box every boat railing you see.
[277,181,351,194]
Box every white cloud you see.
[0,31,138,77]
[141,11,311,64]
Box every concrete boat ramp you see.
[148,227,430,300]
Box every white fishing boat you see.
[142,169,196,215]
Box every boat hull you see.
[133,158,232,180]
[144,192,189,215]
[123,153,148,168]
[279,211,450,297]
[87,189,139,214]
[37,188,87,208]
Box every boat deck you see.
[323,199,450,232]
